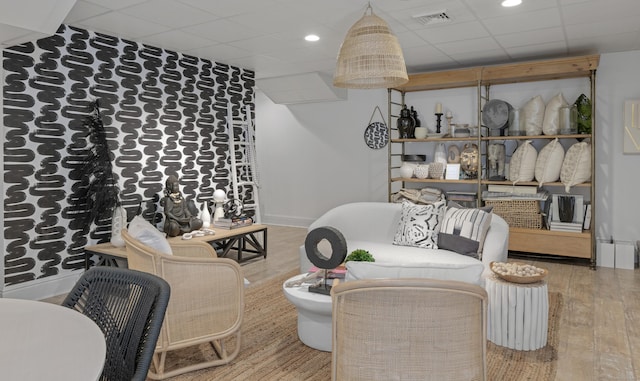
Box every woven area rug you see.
[159,270,561,381]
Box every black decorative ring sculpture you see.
[305,226,347,269]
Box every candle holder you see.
[445,114,453,131]
[435,113,443,133]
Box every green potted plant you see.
[345,249,375,263]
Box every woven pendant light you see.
[333,4,408,89]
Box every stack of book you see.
[213,216,253,229]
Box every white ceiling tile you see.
[186,43,253,61]
[505,41,569,59]
[138,29,215,51]
[414,21,489,44]
[177,0,278,18]
[228,35,289,55]
[182,19,263,44]
[568,33,640,55]
[395,31,431,49]
[565,18,640,40]
[483,8,562,35]
[63,1,110,24]
[118,0,217,28]
[451,49,511,66]
[435,37,502,55]
[495,27,565,49]
[562,0,640,25]
[462,0,558,19]
[81,0,148,11]
[76,12,171,38]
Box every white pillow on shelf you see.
[542,93,569,135]
[509,140,538,184]
[521,95,545,136]
[535,138,565,186]
[561,141,591,192]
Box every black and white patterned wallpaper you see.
[2,25,255,289]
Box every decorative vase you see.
[414,164,429,179]
[399,162,415,178]
[201,201,212,228]
[558,196,575,223]
[110,205,127,247]
[397,105,416,138]
[434,142,447,165]
[411,106,421,128]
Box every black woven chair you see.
[62,267,170,381]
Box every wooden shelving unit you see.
[388,55,598,266]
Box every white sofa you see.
[299,202,509,286]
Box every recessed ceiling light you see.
[305,34,320,42]
[501,0,522,7]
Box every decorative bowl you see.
[490,261,548,284]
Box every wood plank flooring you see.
[49,224,639,380]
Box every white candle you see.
[435,103,442,114]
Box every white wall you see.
[255,89,388,227]
[256,51,640,246]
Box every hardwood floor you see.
[50,224,640,380]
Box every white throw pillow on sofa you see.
[438,202,493,259]
[128,215,173,255]
[393,200,446,249]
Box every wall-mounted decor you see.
[624,99,640,154]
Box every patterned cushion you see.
[438,202,493,259]
[393,200,446,249]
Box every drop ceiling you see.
[3,0,640,80]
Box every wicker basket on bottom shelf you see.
[484,199,543,229]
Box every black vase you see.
[558,196,575,223]
[397,106,416,138]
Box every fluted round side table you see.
[484,273,549,351]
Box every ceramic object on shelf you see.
[399,162,415,178]
[201,201,212,228]
[434,143,447,165]
[483,99,512,136]
[414,127,428,139]
[428,162,445,179]
[414,164,429,179]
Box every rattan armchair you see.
[121,229,244,380]
[62,267,170,381]
[331,278,488,381]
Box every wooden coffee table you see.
[84,224,267,269]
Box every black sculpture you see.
[162,175,203,237]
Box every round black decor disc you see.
[364,122,389,149]
[304,226,347,269]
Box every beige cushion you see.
[521,95,545,136]
[561,141,591,192]
[542,93,569,135]
[128,215,173,255]
[509,140,538,184]
[535,138,565,186]
[393,200,446,249]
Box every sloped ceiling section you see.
[0,0,76,47]
[257,72,347,105]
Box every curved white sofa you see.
[299,202,509,286]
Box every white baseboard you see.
[2,272,82,301]
[262,214,313,228]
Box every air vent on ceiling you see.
[412,9,451,25]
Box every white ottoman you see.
[485,274,549,350]
[282,274,333,352]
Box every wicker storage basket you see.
[484,199,543,229]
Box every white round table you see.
[0,298,106,381]
[485,274,549,351]
[282,274,333,352]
